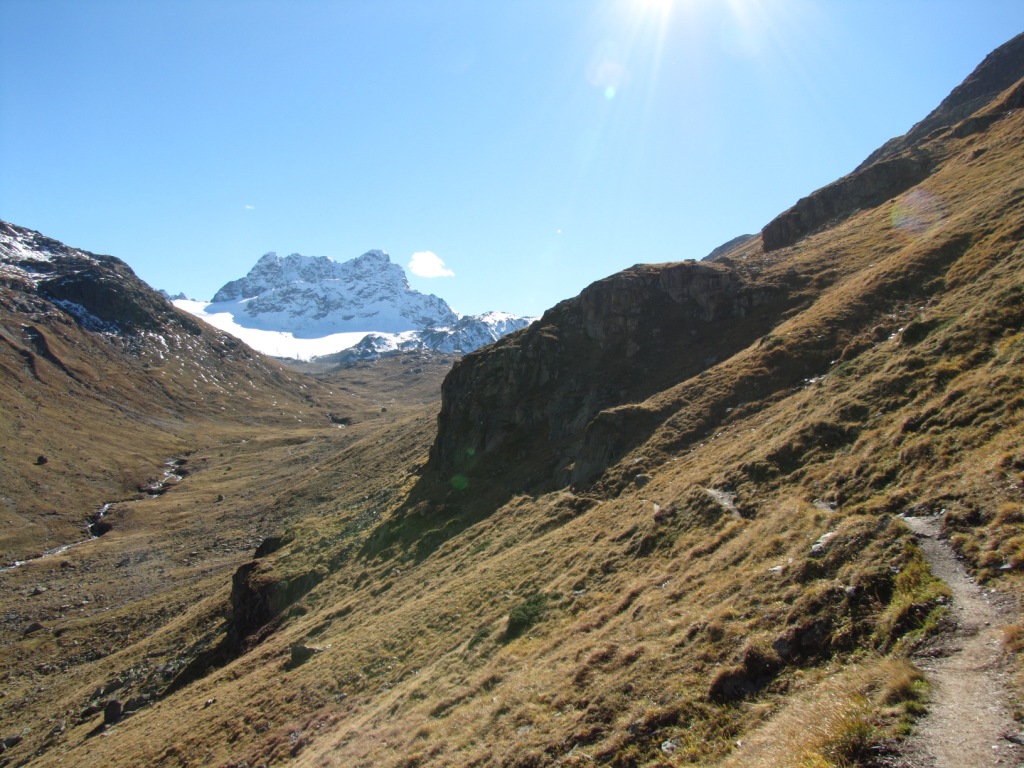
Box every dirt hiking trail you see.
[899,515,1023,767]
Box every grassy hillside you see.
[2,41,1024,768]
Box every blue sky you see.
[2,1,1022,317]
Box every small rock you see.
[35,455,48,465]
[23,621,47,636]
[661,737,681,754]
[31,585,47,596]
[123,695,148,713]
[653,504,677,523]
[634,474,652,487]
[93,679,124,698]
[2,734,23,750]
[809,531,838,557]
[772,636,793,658]
[103,699,123,725]
[289,643,328,667]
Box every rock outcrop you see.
[428,260,791,492]
[761,152,932,251]
[226,559,325,651]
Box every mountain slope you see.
[0,221,344,562]
[3,32,1024,768]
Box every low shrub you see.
[505,592,549,639]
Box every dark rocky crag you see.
[428,259,797,493]
[0,220,201,335]
[761,152,932,251]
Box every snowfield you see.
[174,300,375,360]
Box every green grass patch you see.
[504,592,549,639]
[874,539,951,649]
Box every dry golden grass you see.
[719,658,925,768]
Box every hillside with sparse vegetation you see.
[2,32,1024,768]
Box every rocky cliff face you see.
[761,153,932,251]
[429,31,1024,498]
[428,260,792,492]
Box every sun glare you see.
[633,0,674,10]
[630,0,676,24]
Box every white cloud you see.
[244,204,255,210]
[408,251,455,278]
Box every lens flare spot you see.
[891,189,945,240]
[588,50,627,98]
[451,474,469,491]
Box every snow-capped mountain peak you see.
[206,250,457,335]
[177,249,534,360]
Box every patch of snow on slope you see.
[0,220,96,265]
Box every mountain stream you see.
[0,458,185,573]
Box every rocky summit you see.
[1,31,1024,768]
[209,249,458,335]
